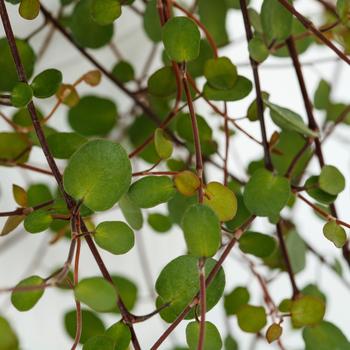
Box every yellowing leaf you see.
[12,184,28,207]
[174,170,200,196]
[266,323,283,343]
[154,128,173,159]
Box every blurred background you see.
[0,0,350,349]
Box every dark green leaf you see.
[239,231,276,258]
[24,210,52,233]
[31,69,63,98]
[148,213,172,233]
[204,57,237,90]
[82,335,114,350]
[186,321,222,350]
[90,0,121,26]
[11,82,33,107]
[47,132,87,159]
[224,286,250,316]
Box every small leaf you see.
[1,215,25,236]
[68,96,117,136]
[204,57,237,90]
[19,0,40,20]
[105,321,131,350]
[56,84,80,107]
[224,286,250,316]
[112,61,134,83]
[83,70,102,86]
[305,176,337,205]
[239,231,276,258]
[148,213,172,233]
[186,321,222,350]
[162,17,201,62]
[143,0,162,42]
[154,128,173,159]
[12,184,28,207]
[63,140,131,211]
[248,36,269,63]
[243,168,291,217]
[0,316,19,349]
[319,165,346,195]
[119,194,143,230]
[181,203,221,257]
[82,335,114,350]
[24,210,52,233]
[74,277,117,312]
[94,221,134,255]
[203,181,237,221]
[31,69,63,98]
[203,76,252,101]
[64,309,105,344]
[237,305,267,333]
[265,101,318,137]
[174,170,200,196]
[11,275,45,311]
[128,176,176,208]
[47,132,87,159]
[266,323,283,344]
[90,0,121,26]
[148,67,177,97]
[291,295,325,327]
[0,132,30,163]
[11,82,33,107]
[314,79,331,110]
[323,221,347,248]
[247,91,269,121]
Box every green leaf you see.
[1,215,25,236]
[119,194,143,230]
[198,0,229,47]
[204,57,237,90]
[74,277,117,312]
[314,79,331,110]
[323,221,347,248]
[305,176,337,205]
[94,221,134,255]
[203,181,237,221]
[154,128,173,159]
[203,76,252,101]
[68,95,117,136]
[247,92,269,122]
[27,183,53,207]
[30,69,63,98]
[319,165,346,195]
[248,37,269,63]
[148,213,172,233]
[285,229,306,274]
[47,132,87,159]
[261,0,293,42]
[265,101,318,137]
[225,194,251,231]
[0,316,19,350]
[83,335,114,350]
[105,321,131,350]
[112,61,135,83]
[168,192,197,225]
[224,335,238,350]
[19,0,40,20]
[63,140,131,211]
[182,204,221,257]
[243,168,291,217]
[110,275,138,313]
[128,176,176,208]
[186,321,222,350]
[70,0,114,49]
[187,39,215,78]
[11,82,33,107]
[303,321,350,350]
[0,132,30,163]
[266,323,283,343]
[148,67,177,97]
[239,231,276,258]
[11,275,44,311]
[174,171,200,197]
[224,286,250,316]
[0,38,35,92]
[64,309,105,344]
[237,304,267,333]
[24,210,52,233]
[90,0,121,26]
[143,0,162,42]
[155,255,225,322]
[162,17,201,62]
[291,296,325,327]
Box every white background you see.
[1,0,350,349]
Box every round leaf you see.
[31,69,63,98]
[82,335,114,350]
[11,82,33,107]
[186,321,222,350]
[248,37,269,63]
[119,194,143,230]
[24,210,52,233]
[11,275,44,311]
[203,181,237,221]
[90,0,121,26]
[148,67,177,97]
[224,286,250,316]
[174,171,200,196]
[68,95,117,136]
[63,140,131,211]
[128,176,176,209]
[105,321,131,350]
[112,61,135,83]
[19,0,40,20]
[154,128,173,159]
[319,165,345,195]
[266,323,283,344]
[237,305,267,333]
[162,17,201,62]
[243,168,290,217]
[181,204,221,257]
[74,277,117,312]
[47,132,87,159]
[148,213,172,233]
[94,221,134,255]
[204,57,237,90]
[323,221,347,248]
[291,296,325,327]
[239,231,276,258]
